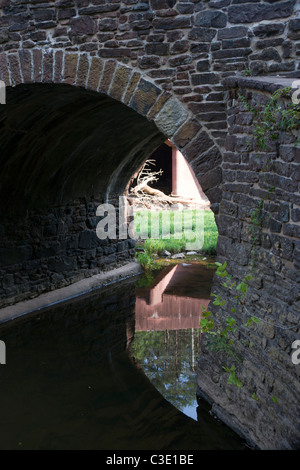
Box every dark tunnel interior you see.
[0,84,166,215]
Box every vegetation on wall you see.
[200,86,300,399]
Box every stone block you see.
[70,16,96,36]
[42,49,54,83]
[195,10,227,28]
[7,53,22,85]
[63,53,78,85]
[98,18,118,32]
[145,42,169,55]
[172,118,202,149]
[129,78,161,116]
[146,91,171,120]
[123,71,141,105]
[217,26,249,39]
[170,40,189,54]
[154,98,189,136]
[109,64,131,101]
[228,2,294,24]
[253,22,286,38]
[137,55,161,69]
[191,73,219,85]
[75,53,89,88]
[183,130,215,162]
[99,59,117,94]
[291,208,300,223]
[19,49,32,83]
[153,16,192,30]
[188,27,217,42]
[87,57,104,91]
[78,230,99,249]
[150,0,176,9]
[198,166,222,191]
[0,53,9,84]
[53,50,63,83]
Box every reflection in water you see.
[0,268,244,450]
[131,262,215,420]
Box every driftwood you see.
[131,183,194,204]
[129,159,194,208]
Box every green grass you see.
[134,209,218,256]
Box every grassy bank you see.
[134,209,218,257]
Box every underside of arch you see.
[0,56,223,309]
[0,83,166,214]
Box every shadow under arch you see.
[0,82,166,213]
[0,50,223,310]
[0,50,222,211]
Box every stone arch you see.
[0,48,223,209]
[0,48,223,309]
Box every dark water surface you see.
[0,262,244,450]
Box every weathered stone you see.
[251,48,282,62]
[188,27,217,42]
[137,55,161,69]
[63,53,78,85]
[130,78,161,115]
[191,73,219,85]
[0,53,9,84]
[19,49,32,83]
[217,26,249,39]
[99,59,117,93]
[150,0,176,9]
[291,208,300,223]
[0,0,298,452]
[183,131,215,162]
[123,71,141,105]
[145,42,169,55]
[70,16,96,35]
[109,64,131,101]
[98,18,118,32]
[228,2,294,24]
[198,166,222,192]
[289,19,300,31]
[253,22,286,38]
[172,118,202,149]
[154,98,189,136]
[76,54,90,87]
[153,16,192,30]
[87,56,104,90]
[195,10,227,28]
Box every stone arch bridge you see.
[0,0,299,450]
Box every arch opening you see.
[0,79,222,435]
[0,83,167,308]
[0,81,221,312]
[0,84,166,215]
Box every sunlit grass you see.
[134,209,218,255]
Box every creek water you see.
[0,260,245,450]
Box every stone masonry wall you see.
[0,0,299,450]
[0,198,136,308]
[0,0,298,309]
[0,0,299,152]
[197,77,300,450]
